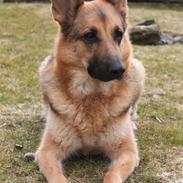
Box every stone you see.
[160,33,174,45]
[159,33,183,45]
[130,20,183,45]
[14,144,23,150]
[24,152,35,161]
[129,19,161,45]
[173,35,183,44]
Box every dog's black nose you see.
[109,61,125,79]
[87,57,125,82]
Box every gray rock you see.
[129,20,161,45]
[173,36,183,44]
[159,33,174,45]
[24,152,35,161]
[159,32,183,45]
[130,20,183,45]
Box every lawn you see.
[0,2,183,183]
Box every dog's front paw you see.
[49,175,68,183]
[103,172,122,183]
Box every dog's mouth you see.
[87,59,125,82]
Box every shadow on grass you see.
[63,152,109,183]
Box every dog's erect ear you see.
[51,0,84,26]
[104,0,128,17]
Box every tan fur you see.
[35,0,145,182]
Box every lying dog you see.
[35,0,145,182]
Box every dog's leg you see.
[35,131,67,183]
[103,140,139,183]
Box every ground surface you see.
[0,3,183,183]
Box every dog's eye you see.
[114,28,123,44]
[83,29,99,44]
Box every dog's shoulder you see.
[39,55,56,85]
[121,58,145,106]
[39,55,54,74]
[132,58,145,79]
[126,58,145,86]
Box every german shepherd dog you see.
[35,0,145,182]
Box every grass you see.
[0,2,183,183]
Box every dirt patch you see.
[157,147,183,183]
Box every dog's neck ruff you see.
[69,69,111,97]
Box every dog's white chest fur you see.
[46,104,133,153]
[39,56,144,154]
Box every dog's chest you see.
[72,95,111,135]
[71,93,130,135]
[67,95,131,149]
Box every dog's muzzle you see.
[87,58,125,82]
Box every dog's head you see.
[52,0,131,82]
